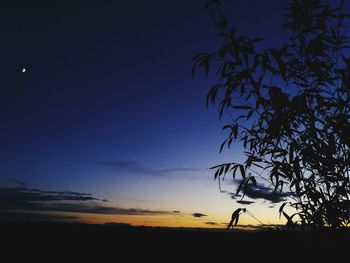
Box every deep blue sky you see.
[0,0,292,226]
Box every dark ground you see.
[1,222,349,261]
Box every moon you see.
[22,68,26,73]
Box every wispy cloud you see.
[192,213,207,218]
[0,187,173,217]
[91,160,200,177]
[236,200,255,205]
[0,187,99,206]
[11,179,27,187]
[43,203,173,216]
[229,180,292,204]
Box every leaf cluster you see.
[194,0,350,230]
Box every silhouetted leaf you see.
[236,180,244,195]
[239,165,246,179]
[249,176,257,186]
[214,168,220,180]
[232,165,238,180]
[246,109,254,120]
[232,105,253,110]
[224,163,231,174]
[219,139,227,153]
[283,211,291,221]
[279,202,288,219]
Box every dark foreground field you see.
[1,222,349,261]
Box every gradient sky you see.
[0,0,296,228]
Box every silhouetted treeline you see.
[1,222,349,260]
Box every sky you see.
[0,0,295,228]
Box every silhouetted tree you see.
[193,0,350,230]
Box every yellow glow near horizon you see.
[30,209,286,228]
